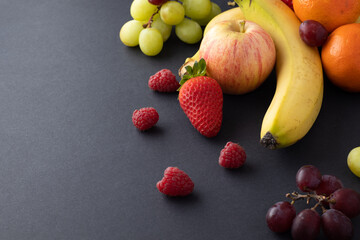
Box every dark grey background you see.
[1,0,359,239]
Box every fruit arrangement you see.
[181,0,323,149]
[120,0,222,56]
[177,0,360,149]
[266,165,360,239]
[126,0,360,237]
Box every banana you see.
[234,0,323,149]
[179,7,244,78]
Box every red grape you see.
[281,0,294,10]
[315,174,343,196]
[296,165,321,192]
[148,0,168,5]
[291,209,321,240]
[322,209,353,240]
[299,20,328,47]
[266,201,296,232]
[330,188,360,218]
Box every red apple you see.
[199,20,276,95]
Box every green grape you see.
[348,146,360,177]
[119,20,144,47]
[182,0,212,20]
[151,15,172,42]
[139,28,163,56]
[175,18,202,44]
[195,2,221,26]
[159,1,185,25]
[130,0,158,21]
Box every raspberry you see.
[132,107,159,131]
[156,167,194,196]
[219,142,246,168]
[148,69,180,92]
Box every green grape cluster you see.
[119,0,222,56]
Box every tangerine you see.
[293,0,360,32]
[321,23,360,92]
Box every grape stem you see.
[143,6,160,29]
[285,191,334,212]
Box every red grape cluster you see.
[266,165,360,240]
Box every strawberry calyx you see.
[178,58,207,90]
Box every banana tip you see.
[260,132,278,150]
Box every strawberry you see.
[178,59,223,138]
[157,167,194,196]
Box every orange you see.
[293,0,360,32]
[321,23,360,92]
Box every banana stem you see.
[260,132,278,149]
[178,50,200,78]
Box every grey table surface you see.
[1,0,360,239]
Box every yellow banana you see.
[234,0,323,149]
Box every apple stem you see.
[239,20,246,33]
